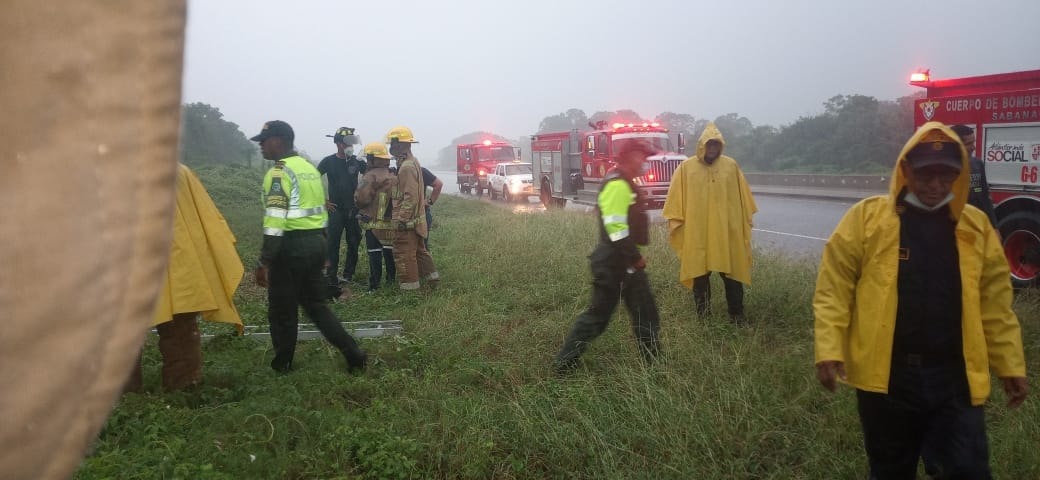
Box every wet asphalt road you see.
[430,169,858,262]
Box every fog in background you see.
[182,0,1040,163]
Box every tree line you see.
[179,103,261,168]
[181,92,924,175]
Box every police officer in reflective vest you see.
[251,120,367,373]
[554,141,662,372]
[354,142,397,291]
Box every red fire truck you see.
[530,121,687,209]
[456,140,520,196]
[910,69,1040,286]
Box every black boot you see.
[367,250,383,291]
[692,274,711,316]
[722,275,747,325]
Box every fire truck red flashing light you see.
[909,70,930,85]
[456,139,520,196]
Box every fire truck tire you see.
[540,181,556,209]
[997,211,1040,288]
[461,185,471,195]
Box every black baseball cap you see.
[250,120,294,143]
[906,130,962,171]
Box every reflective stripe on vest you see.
[266,205,326,219]
[281,164,301,210]
[608,229,630,241]
[361,190,394,230]
[286,206,325,219]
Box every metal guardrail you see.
[744,173,889,192]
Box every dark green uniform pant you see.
[556,261,661,367]
[269,230,366,372]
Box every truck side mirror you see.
[677,133,686,153]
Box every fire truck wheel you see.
[461,185,470,195]
[540,181,555,209]
[998,211,1040,288]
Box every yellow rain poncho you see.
[814,122,1025,405]
[662,123,757,287]
[152,164,243,332]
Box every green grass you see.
[76,166,1040,479]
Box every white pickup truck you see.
[488,162,534,202]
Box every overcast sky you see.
[182,0,1040,162]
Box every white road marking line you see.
[753,228,828,242]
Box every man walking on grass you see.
[554,141,662,373]
[251,120,368,374]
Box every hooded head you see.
[695,122,725,165]
[890,121,970,218]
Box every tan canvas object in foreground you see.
[0,1,187,478]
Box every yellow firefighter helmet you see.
[363,141,392,159]
[385,125,419,144]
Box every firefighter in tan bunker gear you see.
[355,142,397,291]
[386,126,438,290]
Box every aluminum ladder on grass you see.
[153,320,403,341]
[242,321,403,341]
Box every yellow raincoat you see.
[662,122,757,287]
[152,164,243,333]
[814,122,1025,405]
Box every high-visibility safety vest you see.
[262,155,328,236]
[597,172,648,246]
